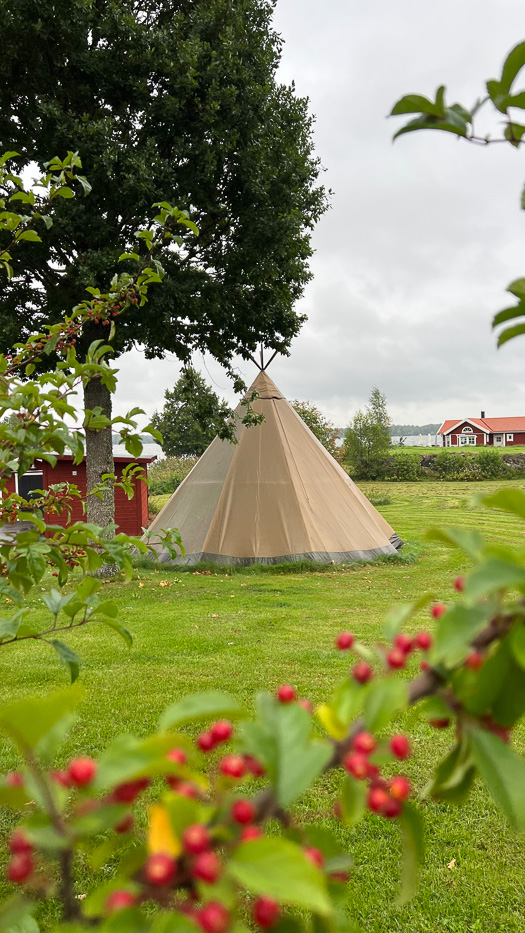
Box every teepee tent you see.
[146,370,402,565]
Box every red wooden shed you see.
[5,454,155,536]
[438,415,525,448]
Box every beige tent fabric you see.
[145,371,401,564]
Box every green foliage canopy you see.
[0,0,328,371]
[152,368,232,458]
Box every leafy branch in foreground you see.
[389,40,525,347]
[2,485,525,931]
[0,152,187,676]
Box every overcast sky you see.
[114,0,525,429]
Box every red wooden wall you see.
[5,456,152,536]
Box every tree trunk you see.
[84,378,115,531]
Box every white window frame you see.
[459,434,476,446]
[445,436,452,447]
[462,426,474,433]
[507,434,514,442]
[14,470,44,495]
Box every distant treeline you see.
[390,423,440,436]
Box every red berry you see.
[276,684,296,703]
[383,796,402,818]
[197,901,231,933]
[219,755,246,779]
[431,603,446,619]
[240,825,263,842]
[420,660,430,672]
[390,735,410,760]
[145,852,177,886]
[115,813,134,834]
[429,718,450,729]
[394,633,413,655]
[389,776,411,801]
[253,896,281,929]
[454,576,465,592]
[106,890,136,913]
[342,752,369,780]
[167,748,187,765]
[172,780,198,798]
[352,662,373,684]
[112,778,150,803]
[336,631,354,650]
[68,756,97,787]
[197,732,216,752]
[210,720,234,743]
[7,852,33,884]
[231,799,256,824]
[367,786,390,814]
[304,846,324,868]
[298,698,313,713]
[9,829,32,855]
[6,772,24,787]
[244,755,265,777]
[387,648,406,670]
[352,731,376,755]
[465,651,483,671]
[182,824,211,855]
[193,850,222,884]
[415,631,432,651]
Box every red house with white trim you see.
[4,454,155,536]
[438,413,525,448]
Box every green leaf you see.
[510,624,525,670]
[425,741,476,805]
[363,679,408,732]
[42,589,75,615]
[499,41,525,94]
[54,186,74,199]
[425,526,485,560]
[98,617,132,648]
[50,640,81,683]
[95,733,189,790]
[229,837,331,915]
[492,301,525,326]
[150,914,199,933]
[241,696,331,807]
[331,678,364,726]
[159,691,245,730]
[466,558,525,600]
[397,803,424,905]
[0,686,83,751]
[382,594,433,642]
[16,230,41,243]
[393,108,468,140]
[469,727,525,830]
[339,774,367,827]
[390,90,445,117]
[0,609,28,640]
[432,603,493,666]
[497,322,525,347]
[482,487,525,522]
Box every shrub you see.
[384,452,422,482]
[148,456,198,495]
[474,448,509,479]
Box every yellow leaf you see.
[316,703,347,740]
[148,804,181,857]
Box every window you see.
[445,436,451,447]
[459,435,476,446]
[507,434,514,441]
[462,426,473,433]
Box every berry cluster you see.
[341,731,412,819]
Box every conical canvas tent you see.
[146,371,402,565]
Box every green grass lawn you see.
[1,480,525,932]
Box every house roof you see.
[438,417,525,435]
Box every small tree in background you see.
[291,400,341,460]
[152,369,232,458]
[343,388,391,479]
[368,386,391,445]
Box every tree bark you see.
[84,378,115,530]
